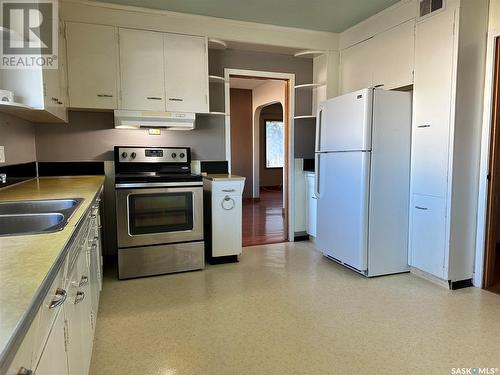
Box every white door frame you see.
[475,28,500,287]
[224,68,295,241]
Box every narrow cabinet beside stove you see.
[6,192,103,375]
[203,175,246,263]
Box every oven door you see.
[116,185,203,248]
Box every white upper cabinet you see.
[119,28,166,111]
[66,22,118,110]
[372,20,414,90]
[340,20,414,94]
[411,9,456,198]
[164,33,208,113]
[340,39,374,94]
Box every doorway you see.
[225,69,294,247]
[484,36,500,293]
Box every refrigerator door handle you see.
[315,153,321,199]
[315,107,323,153]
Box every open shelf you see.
[209,75,226,83]
[294,50,326,58]
[0,101,36,121]
[208,38,228,50]
[294,115,316,120]
[294,83,325,90]
[198,111,228,116]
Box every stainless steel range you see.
[114,146,204,279]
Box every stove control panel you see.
[116,147,189,163]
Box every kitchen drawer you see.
[409,194,447,279]
[210,181,244,196]
[32,258,68,367]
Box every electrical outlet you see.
[148,128,161,135]
[0,146,5,163]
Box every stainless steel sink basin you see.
[0,198,83,215]
[0,213,66,236]
[0,198,84,236]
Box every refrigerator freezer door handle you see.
[315,153,321,199]
[315,107,323,153]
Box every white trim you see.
[474,28,500,288]
[224,68,296,241]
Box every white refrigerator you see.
[315,88,412,277]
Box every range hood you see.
[114,110,195,130]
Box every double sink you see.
[0,198,84,236]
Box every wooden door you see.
[484,37,500,291]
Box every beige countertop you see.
[203,174,246,181]
[0,176,105,363]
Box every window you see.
[265,120,284,168]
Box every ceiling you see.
[94,0,400,33]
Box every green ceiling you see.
[94,0,401,33]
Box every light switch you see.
[0,146,4,163]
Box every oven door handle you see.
[115,182,203,188]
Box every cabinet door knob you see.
[79,275,89,287]
[74,291,85,304]
[49,288,67,309]
[17,367,33,375]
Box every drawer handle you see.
[97,94,113,98]
[168,98,184,102]
[49,288,67,309]
[74,291,85,304]
[17,367,33,375]
[415,206,428,210]
[146,96,162,100]
[221,196,235,210]
[79,275,89,287]
[417,124,431,128]
[222,189,236,192]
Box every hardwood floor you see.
[242,188,286,247]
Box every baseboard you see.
[410,267,450,289]
[448,279,473,290]
[294,231,310,242]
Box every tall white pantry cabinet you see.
[409,0,488,286]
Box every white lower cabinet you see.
[34,312,68,375]
[65,248,93,375]
[410,194,447,279]
[6,195,103,375]
[305,173,317,237]
[203,178,245,259]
